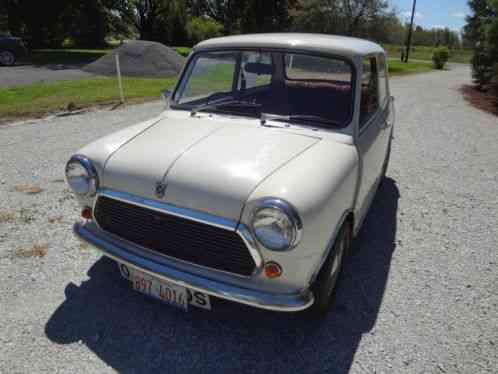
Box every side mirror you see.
[160,89,172,108]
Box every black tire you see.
[0,50,16,66]
[307,221,352,318]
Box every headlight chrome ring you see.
[250,198,302,251]
[65,155,99,197]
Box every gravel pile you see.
[83,40,185,77]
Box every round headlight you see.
[251,199,302,251]
[65,155,98,197]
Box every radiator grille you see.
[94,195,256,276]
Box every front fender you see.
[241,139,359,290]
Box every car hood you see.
[102,115,320,221]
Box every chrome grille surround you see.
[92,188,263,277]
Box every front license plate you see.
[118,263,211,311]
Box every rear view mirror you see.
[245,62,273,75]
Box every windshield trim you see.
[170,47,357,129]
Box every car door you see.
[355,54,392,223]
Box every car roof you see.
[194,33,384,59]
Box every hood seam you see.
[160,123,228,185]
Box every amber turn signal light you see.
[264,261,282,278]
[81,206,92,220]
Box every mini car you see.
[68,33,395,316]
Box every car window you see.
[178,52,236,104]
[284,54,351,84]
[359,57,379,127]
[377,54,388,107]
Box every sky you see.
[390,0,470,32]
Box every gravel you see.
[83,40,185,77]
[0,64,497,373]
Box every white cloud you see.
[432,25,447,29]
[402,11,424,19]
[451,12,467,19]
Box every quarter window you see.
[359,57,379,127]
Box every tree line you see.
[1,0,463,50]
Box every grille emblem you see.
[155,181,167,198]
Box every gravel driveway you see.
[0,65,496,373]
[0,64,93,87]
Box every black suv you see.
[0,35,28,66]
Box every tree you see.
[186,16,223,44]
[2,0,74,47]
[111,0,189,45]
[240,0,296,33]
[203,0,246,34]
[292,0,390,39]
[465,0,496,89]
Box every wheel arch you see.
[307,209,354,287]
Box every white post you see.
[115,53,124,103]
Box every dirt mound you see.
[83,40,185,77]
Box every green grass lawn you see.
[388,59,434,75]
[383,44,472,64]
[0,76,177,117]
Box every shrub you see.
[186,17,223,45]
[432,46,449,69]
[492,63,498,108]
[175,47,192,57]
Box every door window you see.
[377,54,388,107]
[359,57,379,127]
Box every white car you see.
[67,33,394,316]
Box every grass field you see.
[0,77,176,117]
[383,44,472,64]
[388,59,434,75]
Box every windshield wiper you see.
[288,114,341,127]
[260,113,340,127]
[191,99,261,116]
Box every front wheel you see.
[0,50,16,66]
[307,221,352,317]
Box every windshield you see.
[172,50,354,127]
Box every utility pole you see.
[404,0,417,63]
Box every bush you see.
[175,47,192,57]
[432,46,449,69]
[186,17,223,45]
[492,63,498,107]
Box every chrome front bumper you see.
[73,222,314,312]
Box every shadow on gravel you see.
[45,178,399,374]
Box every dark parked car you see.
[0,35,28,66]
